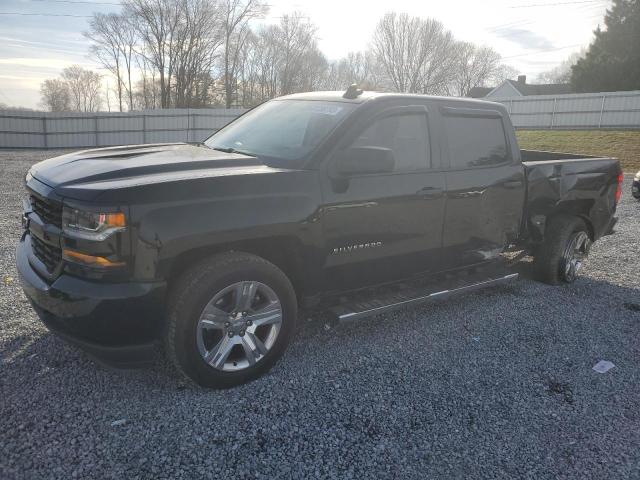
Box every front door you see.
[318,104,446,292]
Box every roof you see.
[505,79,573,96]
[278,90,377,103]
[278,90,505,108]
[468,87,493,98]
[499,80,573,96]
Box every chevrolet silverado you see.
[17,88,622,387]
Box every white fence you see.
[490,90,640,130]
[1,90,639,149]
[0,108,246,149]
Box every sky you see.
[0,0,612,109]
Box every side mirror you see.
[335,146,395,176]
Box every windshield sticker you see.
[310,104,343,115]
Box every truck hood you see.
[31,143,264,187]
[29,143,292,201]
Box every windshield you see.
[204,99,356,167]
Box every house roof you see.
[467,87,493,98]
[467,78,574,98]
[504,79,573,96]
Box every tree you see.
[40,79,71,111]
[571,0,640,92]
[372,13,457,94]
[274,13,319,95]
[537,50,584,84]
[492,64,519,86]
[73,4,527,110]
[124,0,181,108]
[85,12,137,111]
[61,65,103,112]
[233,14,325,106]
[324,51,381,90]
[448,42,503,97]
[220,0,268,108]
[124,0,224,108]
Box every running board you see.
[331,273,519,323]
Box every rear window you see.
[445,116,509,169]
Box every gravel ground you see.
[1,150,639,479]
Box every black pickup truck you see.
[17,89,622,388]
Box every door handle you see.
[503,180,523,189]
[418,187,443,198]
[450,189,485,199]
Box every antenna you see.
[343,84,363,99]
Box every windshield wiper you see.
[211,146,256,157]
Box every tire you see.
[533,214,591,285]
[165,252,297,388]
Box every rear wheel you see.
[533,215,591,285]
[165,252,297,388]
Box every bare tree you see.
[234,14,323,106]
[125,0,182,108]
[77,4,524,110]
[85,13,137,111]
[274,13,318,95]
[220,0,268,108]
[372,13,456,94]
[135,55,161,109]
[173,0,224,107]
[40,79,71,112]
[61,65,103,112]
[448,42,503,97]
[536,50,585,84]
[325,51,382,90]
[125,0,225,108]
[296,45,328,92]
[491,64,519,86]
[133,77,162,110]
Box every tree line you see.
[40,1,517,112]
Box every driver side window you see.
[352,113,430,171]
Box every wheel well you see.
[547,207,595,240]
[167,236,305,297]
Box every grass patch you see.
[516,130,640,172]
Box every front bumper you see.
[17,235,166,367]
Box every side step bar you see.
[332,273,519,323]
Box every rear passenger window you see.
[445,116,509,169]
[352,114,430,171]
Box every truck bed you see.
[520,149,607,163]
[521,149,621,242]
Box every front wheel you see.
[533,215,591,285]
[165,252,297,388]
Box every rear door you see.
[440,106,525,270]
[318,101,446,292]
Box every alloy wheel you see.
[561,231,591,282]
[196,281,283,372]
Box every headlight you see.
[62,205,126,241]
[25,170,33,183]
[635,172,640,181]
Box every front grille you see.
[31,235,62,273]
[30,194,63,228]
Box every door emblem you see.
[332,242,383,254]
